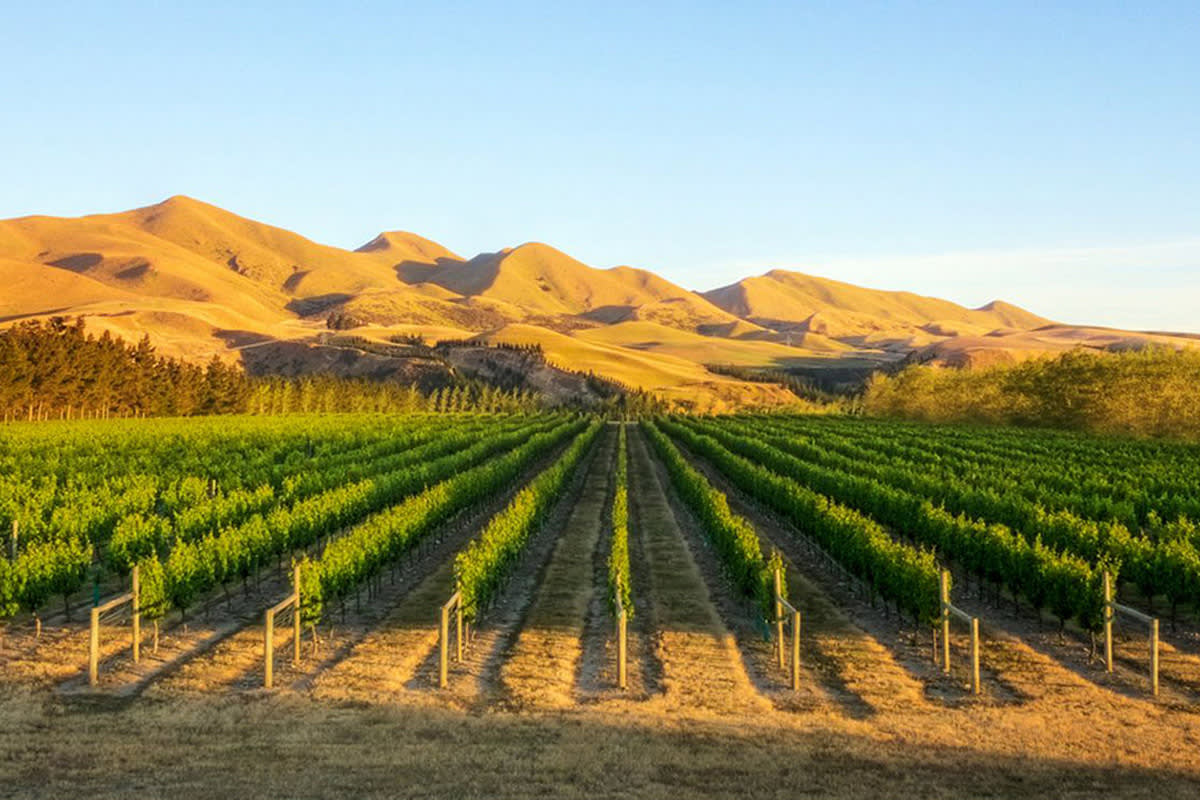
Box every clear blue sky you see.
[2,1,1198,331]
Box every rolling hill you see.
[1,195,1193,409]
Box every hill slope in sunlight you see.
[2,195,1192,408]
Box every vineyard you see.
[2,412,1200,796]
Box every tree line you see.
[862,347,1200,440]
[0,318,543,421]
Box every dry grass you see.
[1,686,1198,799]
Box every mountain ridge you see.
[1,195,1192,410]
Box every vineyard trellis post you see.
[616,597,628,690]
[774,568,784,669]
[263,565,301,690]
[8,519,17,561]
[131,566,140,664]
[939,570,980,696]
[439,590,464,689]
[773,566,801,691]
[88,565,139,687]
[1102,571,1159,696]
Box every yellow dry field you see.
[576,320,850,367]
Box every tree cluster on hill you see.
[0,318,247,420]
[705,363,854,411]
[246,376,539,415]
[0,318,543,421]
[862,347,1200,439]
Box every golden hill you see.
[395,241,752,332]
[2,195,1192,408]
[702,269,1053,340]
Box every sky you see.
[1,1,1198,331]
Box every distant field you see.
[2,413,1199,798]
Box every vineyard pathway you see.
[575,422,661,704]
[497,422,617,708]
[625,425,769,716]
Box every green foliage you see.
[135,557,168,621]
[108,514,171,576]
[12,537,91,614]
[684,416,1113,628]
[0,558,19,618]
[642,420,782,620]
[300,420,589,624]
[159,420,566,618]
[727,414,1200,626]
[660,418,941,625]
[0,414,561,620]
[607,425,633,618]
[0,317,547,421]
[455,422,601,621]
[863,347,1200,440]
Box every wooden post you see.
[455,603,463,663]
[617,605,628,690]
[88,606,100,687]
[940,570,951,673]
[439,601,451,689]
[264,608,275,690]
[791,609,801,691]
[1150,619,1159,697]
[970,617,981,695]
[8,519,16,561]
[292,565,301,667]
[1103,571,1114,673]
[774,567,784,669]
[131,565,140,665]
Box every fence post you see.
[131,565,140,664]
[293,565,301,667]
[618,605,628,690]
[774,566,784,669]
[791,609,801,691]
[264,609,275,690]
[89,606,100,687]
[1150,619,1159,697]
[439,601,451,689]
[456,603,463,663]
[970,617,980,696]
[940,570,951,673]
[1103,571,1114,673]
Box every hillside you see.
[702,269,1053,341]
[1,195,1193,408]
